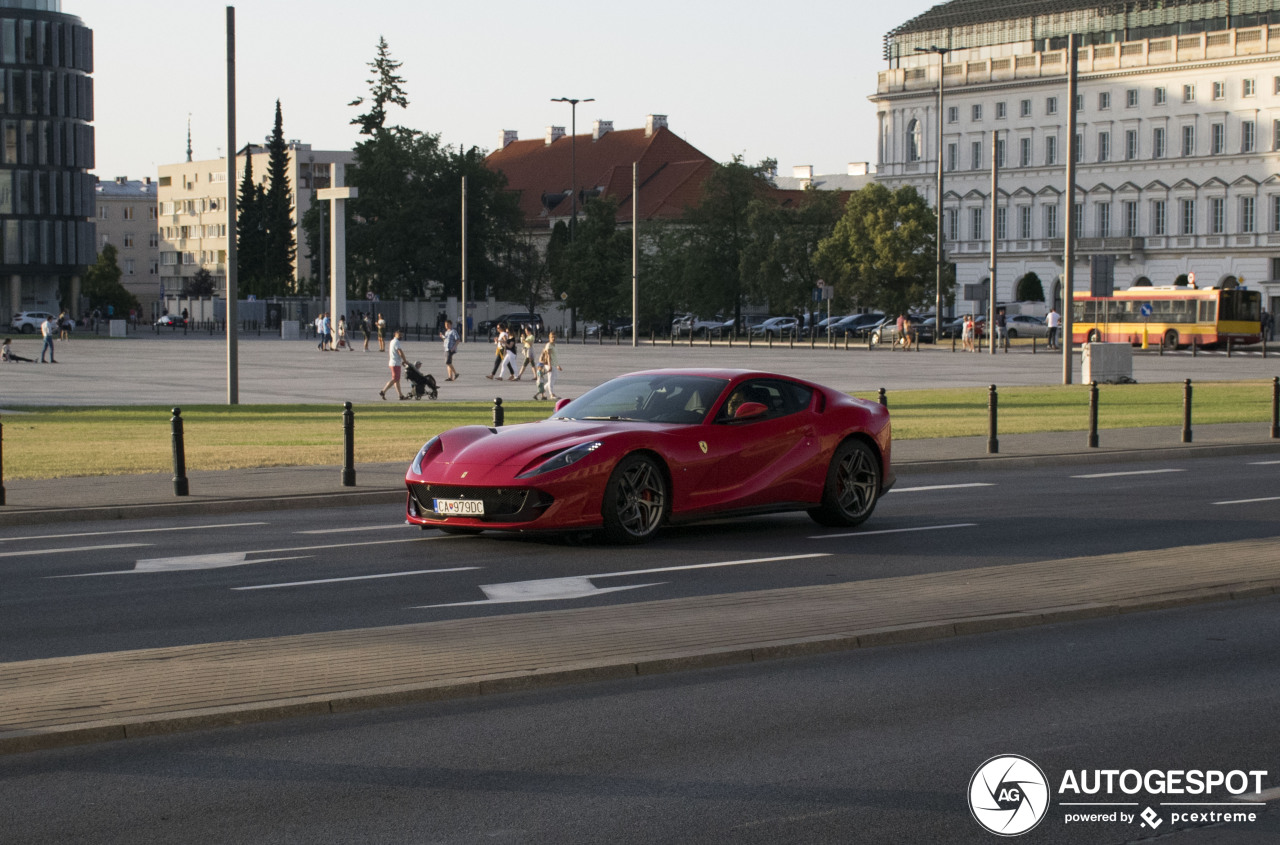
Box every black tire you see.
[808,439,881,528]
[1164,329,1179,349]
[20,324,33,334]
[437,525,483,536]
[601,454,668,544]
[1007,329,1018,339]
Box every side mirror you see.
[554,397,572,413]
[733,401,768,421]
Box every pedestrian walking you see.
[962,315,976,352]
[380,329,409,400]
[441,319,460,381]
[1046,306,1061,349]
[542,331,562,399]
[337,316,353,350]
[376,313,386,351]
[361,311,371,351]
[533,347,551,400]
[58,311,70,341]
[321,312,333,351]
[315,313,326,351]
[500,325,519,379]
[39,314,56,363]
[994,308,1008,349]
[515,326,536,379]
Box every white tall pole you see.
[632,162,638,348]
[225,5,238,404]
[461,175,467,344]
[1062,33,1079,385]
[990,129,999,356]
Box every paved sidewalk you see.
[2,536,1277,755]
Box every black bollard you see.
[1182,379,1193,443]
[1228,337,1233,358]
[1271,377,1279,439]
[493,397,505,427]
[878,387,887,408]
[987,384,999,454]
[341,402,356,487]
[171,407,189,496]
[1088,381,1099,448]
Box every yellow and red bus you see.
[1070,285,1263,349]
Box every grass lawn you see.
[2,381,1274,480]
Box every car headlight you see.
[410,436,441,475]
[516,441,602,478]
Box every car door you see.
[685,379,824,513]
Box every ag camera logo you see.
[969,754,1051,836]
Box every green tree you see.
[681,157,776,322]
[344,39,521,302]
[263,100,296,293]
[83,244,140,315]
[182,267,217,297]
[557,197,629,323]
[815,183,939,318]
[744,187,846,321]
[235,150,266,295]
[1016,271,1044,302]
[636,219,695,331]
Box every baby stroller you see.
[404,361,439,400]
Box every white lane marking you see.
[890,483,994,493]
[1248,460,1280,466]
[234,566,481,590]
[1071,469,1186,479]
[46,536,447,578]
[0,543,151,559]
[1238,787,1280,802]
[1213,496,1280,505]
[295,524,407,535]
[0,522,267,543]
[54,553,314,576]
[811,522,978,541]
[418,553,831,608]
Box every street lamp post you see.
[551,97,594,240]
[915,45,952,331]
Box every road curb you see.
[3,580,1275,757]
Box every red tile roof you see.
[484,126,717,228]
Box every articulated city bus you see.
[1070,285,1263,349]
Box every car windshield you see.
[553,374,730,425]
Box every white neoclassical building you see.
[874,0,1280,319]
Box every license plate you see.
[434,498,484,516]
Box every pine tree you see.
[236,150,265,296]
[263,100,296,293]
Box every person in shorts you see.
[380,329,408,400]
[441,319,459,381]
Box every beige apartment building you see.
[93,176,159,305]
[156,142,354,298]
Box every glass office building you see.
[0,0,94,317]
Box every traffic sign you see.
[1140,303,1153,318]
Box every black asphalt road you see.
[1,595,1276,844]
[1,452,1277,661]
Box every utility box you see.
[108,319,126,338]
[1082,342,1134,384]
[280,320,300,340]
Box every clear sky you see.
[87,0,938,181]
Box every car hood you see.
[434,419,669,471]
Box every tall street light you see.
[551,97,594,240]
[915,45,952,330]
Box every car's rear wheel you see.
[601,454,667,544]
[808,439,881,528]
[20,324,33,334]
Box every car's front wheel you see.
[808,439,881,528]
[19,324,33,334]
[601,454,668,544]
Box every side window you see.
[719,380,813,422]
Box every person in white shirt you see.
[1046,307,1061,350]
[380,329,409,400]
[39,316,57,363]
